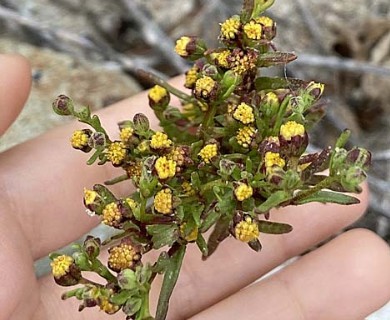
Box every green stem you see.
[155,245,186,320]
[92,260,117,283]
[104,174,129,185]
[272,97,290,135]
[291,176,336,204]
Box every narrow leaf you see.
[255,76,308,91]
[256,190,292,213]
[196,234,208,256]
[295,190,360,205]
[155,245,186,320]
[258,220,293,234]
[257,52,297,67]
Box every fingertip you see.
[0,54,32,135]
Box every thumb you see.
[0,54,31,136]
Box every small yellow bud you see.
[102,202,122,227]
[236,126,256,148]
[198,144,218,163]
[185,65,199,89]
[220,16,241,40]
[155,156,176,180]
[154,188,173,214]
[51,255,74,278]
[119,127,134,143]
[215,50,231,68]
[175,36,191,57]
[195,76,217,100]
[235,216,259,242]
[280,121,305,141]
[256,16,274,28]
[84,188,98,206]
[233,103,255,124]
[234,183,253,201]
[108,242,141,272]
[107,142,127,165]
[148,85,168,104]
[244,20,263,40]
[264,152,285,169]
[70,130,90,150]
[150,132,172,149]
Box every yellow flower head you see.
[236,126,256,148]
[198,144,218,163]
[215,50,231,68]
[119,127,134,143]
[244,20,263,40]
[126,161,142,180]
[102,202,122,227]
[108,242,141,272]
[182,181,195,196]
[84,188,98,206]
[185,65,199,89]
[220,16,241,40]
[167,146,186,166]
[234,183,253,201]
[51,255,74,278]
[107,141,127,165]
[155,156,176,180]
[99,295,120,314]
[235,216,259,242]
[280,121,305,141]
[125,198,137,210]
[154,188,173,214]
[180,223,198,242]
[70,130,89,149]
[175,36,191,57]
[195,76,217,100]
[264,152,285,169]
[256,16,274,28]
[151,132,172,149]
[233,103,255,124]
[148,85,168,104]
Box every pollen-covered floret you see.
[220,16,241,40]
[185,65,199,89]
[51,255,74,278]
[195,76,217,100]
[234,183,253,201]
[198,144,218,163]
[151,132,172,149]
[120,127,134,143]
[264,152,286,169]
[148,85,168,104]
[155,156,176,179]
[233,103,255,124]
[235,216,259,242]
[107,141,127,165]
[175,36,191,57]
[70,130,89,149]
[154,188,173,214]
[215,50,231,68]
[236,126,256,148]
[108,242,141,272]
[99,295,120,314]
[280,121,305,141]
[167,146,186,166]
[243,20,263,40]
[84,188,98,206]
[126,161,142,180]
[229,49,258,75]
[102,202,122,227]
[256,16,274,28]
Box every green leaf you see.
[257,52,297,68]
[204,214,232,259]
[256,190,292,213]
[258,220,293,234]
[152,252,170,274]
[196,234,208,256]
[295,190,360,205]
[255,77,308,91]
[200,206,221,232]
[110,289,134,305]
[93,184,116,204]
[335,129,351,148]
[146,224,179,249]
[155,245,186,320]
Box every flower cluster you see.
[51,1,371,319]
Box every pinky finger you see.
[190,229,390,320]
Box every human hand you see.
[1,54,389,320]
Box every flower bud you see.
[88,131,106,149]
[148,85,170,112]
[50,255,82,286]
[340,166,367,192]
[194,76,219,101]
[70,129,93,152]
[305,81,325,102]
[346,147,371,170]
[256,16,276,40]
[220,15,241,42]
[174,36,206,60]
[52,94,74,116]
[219,159,237,176]
[231,213,259,243]
[108,239,142,273]
[133,113,150,134]
[279,121,308,157]
[260,91,280,118]
[118,269,138,290]
[83,236,101,260]
[258,136,280,155]
[234,182,253,201]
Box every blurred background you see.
[0,0,389,318]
